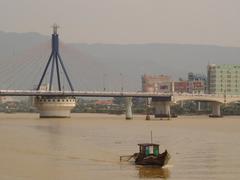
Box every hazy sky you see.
[1,0,240,45]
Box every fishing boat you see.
[133,143,170,166]
[120,132,170,166]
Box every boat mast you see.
[151,131,153,144]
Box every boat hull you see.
[135,150,170,166]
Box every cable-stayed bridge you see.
[1,25,240,118]
[1,88,240,118]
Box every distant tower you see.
[34,24,76,118]
[37,23,74,91]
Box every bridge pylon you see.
[37,24,74,91]
[34,24,76,118]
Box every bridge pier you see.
[197,101,201,111]
[145,98,151,120]
[34,96,76,118]
[125,97,133,120]
[152,101,171,118]
[210,102,222,118]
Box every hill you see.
[1,31,240,90]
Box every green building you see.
[208,64,240,95]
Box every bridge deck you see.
[1,90,239,104]
[0,90,172,97]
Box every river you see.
[0,113,239,180]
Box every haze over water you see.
[0,113,240,180]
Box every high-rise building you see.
[207,64,240,95]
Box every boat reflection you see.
[137,166,170,179]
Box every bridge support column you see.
[210,102,222,118]
[145,98,151,120]
[180,101,184,108]
[197,101,201,111]
[125,97,133,120]
[152,101,171,118]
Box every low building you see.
[188,72,207,93]
[174,81,188,93]
[95,100,113,106]
[0,96,14,104]
[142,74,206,94]
[189,80,205,94]
[142,74,172,92]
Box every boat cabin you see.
[138,143,159,157]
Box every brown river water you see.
[0,113,240,180]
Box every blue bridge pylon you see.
[36,24,74,91]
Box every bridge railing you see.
[1,89,240,98]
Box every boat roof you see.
[138,143,159,147]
